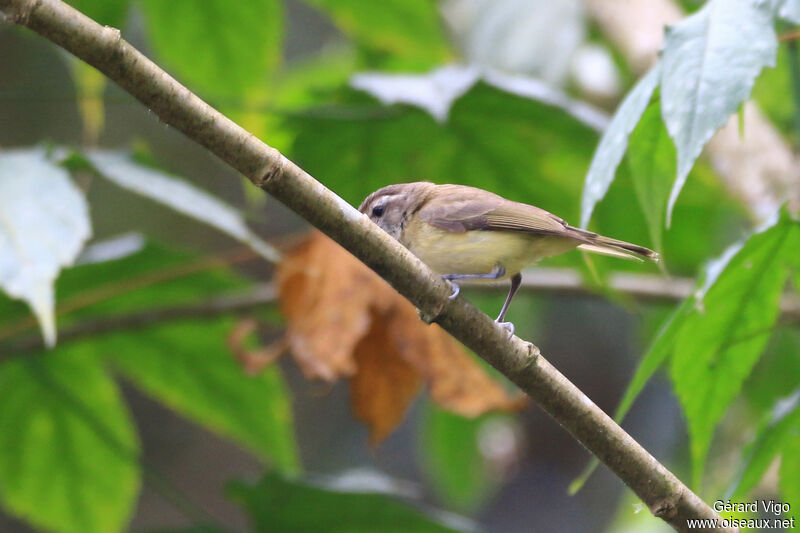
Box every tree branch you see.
[4,269,797,358]
[0,1,732,530]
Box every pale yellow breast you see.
[402,219,577,279]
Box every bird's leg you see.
[495,273,522,336]
[441,265,506,300]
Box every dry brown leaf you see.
[276,232,384,381]
[351,311,423,444]
[275,230,524,443]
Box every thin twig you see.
[3,269,797,358]
[0,246,260,343]
[0,1,732,529]
[1,285,276,357]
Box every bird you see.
[359,182,658,335]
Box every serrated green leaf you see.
[65,0,131,27]
[229,472,470,533]
[580,65,661,228]
[0,350,139,533]
[300,0,449,69]
[626,103,676,254]
[728,390,800,498]
[420,403,497,510]
[106,319,298,473]
[139,0,282,99]
[670,214,800,488]
[660,0,778,223]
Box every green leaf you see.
[569,300,691,494]
[289,82,599,220]
[1,241,298,474]
[728,390,800,498]
[106,319,298,473]
[0,350,139,533]
[420,403,496,510]
[660,0,778,223]
[138,0,282,99]
[229,472,470,533]
[744,328,800,413]
[300,0,449,69]
[780,434,800,516]
[65,0,131,27]
[626,102,676,254]
[84,150,281,263]
[670,214,800,488]
[580,65,661,227]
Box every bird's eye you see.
[372,205,385,218]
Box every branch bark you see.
[0,1,733,530]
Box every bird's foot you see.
[495,320,515,337]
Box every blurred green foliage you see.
[228,472,468,533]
[0,243,297,531]
[420,403,496,511]
[0,350,139,533]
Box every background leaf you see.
[289,83,599,220]
[351,66,608,128]
[229,472,472,533]
[580,66,660,228]
[138,0,282,99]
[107,319,299,473]
[1,241,299,475]
[660,0,778,223]
[670,214,800,488]
[420,404,496,511]
[0,350,139,533]
[0,148,91,347]
[65,0,131,27]
[626,103,676,254]
[727,390,800,498]
[86,150,281,263]
[300,0,449,69]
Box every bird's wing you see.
[418,188,571,237]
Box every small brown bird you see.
[359,182,658,334]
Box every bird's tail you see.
[569,228,659,263]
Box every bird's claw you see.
[495,320,515,337]
[447,281,460,300]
